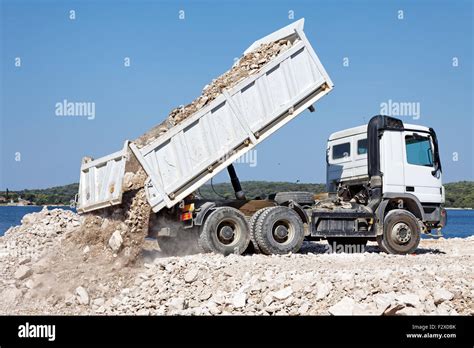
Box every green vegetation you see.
[444,181,474,209]
[0,181,473,208]
[0,184,79,206]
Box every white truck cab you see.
[327,122,444,205]
[318,115,446,254]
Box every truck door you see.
[402,131,443,203]
[380,131,405,194]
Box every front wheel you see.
[379,209,421,255]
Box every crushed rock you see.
[0,209,473,316]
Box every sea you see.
[0,206,473,238]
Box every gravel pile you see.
[98,240,473,316]
[0,207,80,271]
[1,208,472,316]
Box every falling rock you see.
[122,172,135,189]
[272,286,293,300]
[108,231,123,252]
[184,269,199,283]
[433,288,454,305]
[232,292,247,308]
[75,286,90,305]
[14,265,33,280]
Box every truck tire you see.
[199,207,250,256]
[327,237,367,252]
[379,209,421,255]
[254,206,305,255]
[247,207,272,254]
[157,229,201,256]
[274,192,314,206]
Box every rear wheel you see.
[254,206,305,255]
[199,207,250,256]
[247,207,272,254]
[379,209,421,254]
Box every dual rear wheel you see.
[253,206,305,255]
[198,206,305,256]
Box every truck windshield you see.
[405,135,433,167]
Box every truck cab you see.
[327,121,444,206]
[317,115,447,253]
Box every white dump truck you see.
[77,19,446,256]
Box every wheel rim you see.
[216,220,241,246]
[271,220,295,245]
[390,222,412,244]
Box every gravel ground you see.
[0,208,472,315]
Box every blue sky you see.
[1,0,472,190]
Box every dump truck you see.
[77,19,446,256]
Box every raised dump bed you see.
[77,19,334,214]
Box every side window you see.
[405,135,433,167]
[332,142,350,160]
[357,138,368,155]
